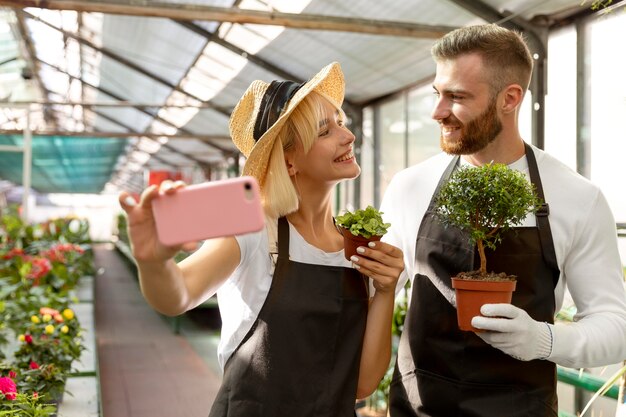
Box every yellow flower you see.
[42,314,52,322]
[31,315,40,324]
[60,325,69,334]
[44,325,55,334]
[18,334,25,342]
[62,309,75,320]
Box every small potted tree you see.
[336,206,391,261]
[434,162,542,331]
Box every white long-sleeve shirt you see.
[380,144,626,368]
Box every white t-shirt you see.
[380,144,626,368]
[215,222,352,370]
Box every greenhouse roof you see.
[0,0,597,194]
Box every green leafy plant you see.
[335,206,391,239]
[0,392,57,416]
[434,162,542,277]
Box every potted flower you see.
[13,307,84,373]
[434,162,541,331]
[335,206,391,260]
[0,371,57,416]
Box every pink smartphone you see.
[152,176,265,246]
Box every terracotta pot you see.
[339,227,383,261]
[451,277,516,332]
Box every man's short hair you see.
[431,24,534,93]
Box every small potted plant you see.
[335,206,391,261]
[434,162,541,331]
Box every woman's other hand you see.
[350,241,404,294]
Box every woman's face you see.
[290,97,360,185]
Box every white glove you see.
[471,304,553,361]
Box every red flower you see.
[8,371,16,379]
[42,248,65,263]
[2,248,25,260]
[24,334,33,344]
[0,377,17,400]
[29,361,39,370]
[26,257,52,286]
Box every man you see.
[381,24,626,417]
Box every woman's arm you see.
[136,237,240,316]
[119,183,241,316]
[350,241,404,399]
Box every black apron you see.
[209,217,369,417]
[389,143,561,417]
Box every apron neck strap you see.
[277,217,290,259]
[426,155,460,212]
[524,142,560,278]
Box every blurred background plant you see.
[0,206,93,415]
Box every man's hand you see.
[471,303,553,361]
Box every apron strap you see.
[426,155,460,212]
[277,217,290,260]
[524,142,560,285]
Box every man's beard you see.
[439,98,502,155]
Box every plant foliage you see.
[335,206,390,239]
[434,162,542,275]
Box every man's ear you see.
[501,84,524,114]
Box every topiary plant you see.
[434,162,542,278]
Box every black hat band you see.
[253,80,304,142]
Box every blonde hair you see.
[262,91,344,218]
[432,24,533,93]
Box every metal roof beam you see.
[2,100,233,110]
[445,0,546,54]
[87,110,179,170]
[2,1,459,39]
[91,108,205,189]
[174,20,363,114]
[77,12,87,130]
[36,58,232,153]
[88,108,219,168]
[34,59,231,183]
[21,10,232,118]
[175,20,303,83]
[12,11,58,128]
[0,129,231,141]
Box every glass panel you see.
[588,12,626,224]
[544,26,577,170]
[379,96,406,200]
[358,108,375,209]
[519,91,533,149]
[407,84,440,166]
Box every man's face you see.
[431,54,502,155]
[438,95,502,155]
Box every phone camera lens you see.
[244,182,252,190]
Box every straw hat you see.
[230,62,345,186]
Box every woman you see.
[119,62,404,417]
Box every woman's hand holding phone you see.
[119,176,264,264]
[118,180,197,264]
